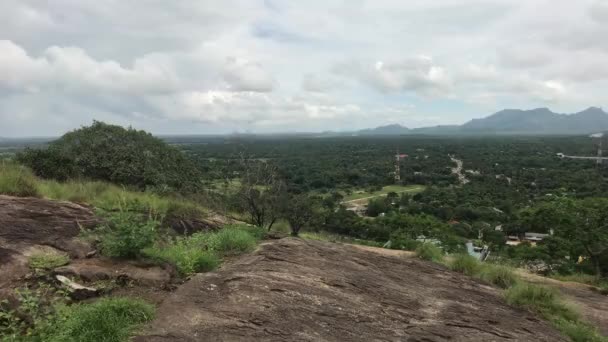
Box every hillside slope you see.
[135,238,565,341]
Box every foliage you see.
[40,297,154,342]
[144,225,259,275]
[449,254,481,276]
[97,209,159,259]
[0,162,40,197]
[28,252,69,270]
[504,283,579,322]
[478,264,517,289]
[17,121,202,192]
[144,234,220,275]
[208,226,259,255]
[415,243,444,262]
[0,284,68,340]
[282,194,315,236]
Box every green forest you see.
[2,122,608,341]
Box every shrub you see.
[209,227,258,255]
[28,252,69,270]
[415,243,444,262]
[144,235,220,275]
[0,162,39,197]
[449,254,481,276]
[97,211,159,259]
[40,297,154,342]
[478,264,517,289]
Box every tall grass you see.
[144,233,220,275]
[208,226,258,255]
[39,297,154,342]
[445,254,606,341]
[144,225,260,275]
[415,243,444,262]
[0,162,40,197]
[448,254,481,276]
[478,264,518,289]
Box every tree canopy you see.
[17,121,202,192]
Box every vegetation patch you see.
[448,254,481,276]
[144,225,261,275]
[17,121,202,192]
[209,226,259,255]
[415,243,444,262]
[28,252,69,270]
[97,210,159,259]
[478,264,518,289]
[144,235,220,275]
[0,162,40,197]
[41,297,154,342]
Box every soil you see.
[135,238,565,342]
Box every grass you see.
[448,253,481,276]
[415,243,444,262]
[0,162,210,223]
[144,234,220,275]
[300,231,383,247]
[444,254,606,341]
[341,185,425,202]
[208,226,258,255]
[0,162,40,197]
[478,264,518,289]
[28,252,69,270]
[144,225,260,275]
[40,297,154,342]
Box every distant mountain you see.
[461,107,608,134]
[358,124,409,135]
[356,107,608,136]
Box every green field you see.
[342,185,426,202]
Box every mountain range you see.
[354,107,608,136]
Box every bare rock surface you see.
[135,238,565,342]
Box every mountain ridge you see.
[357,107,608,136]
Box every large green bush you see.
[17,121,202,192]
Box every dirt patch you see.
[136,238,565,341]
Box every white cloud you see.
[222,57,275,92]
[1,1,608,136]
[333,56,452,96]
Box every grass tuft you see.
[28,251,69,270]
[448,254,481,276]
[478,264,518,289]
[144,235,220,276]
[42,297,154,342]
[504,283,579,322]
[415,243,444,262]
[0,162,40,197]
[209,226,258,255]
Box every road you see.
[449,155,470,185]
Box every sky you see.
[1,0,608,137]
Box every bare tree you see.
[237,155,286,230]
[283,194,315,236]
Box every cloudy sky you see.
[1,0,607,136]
